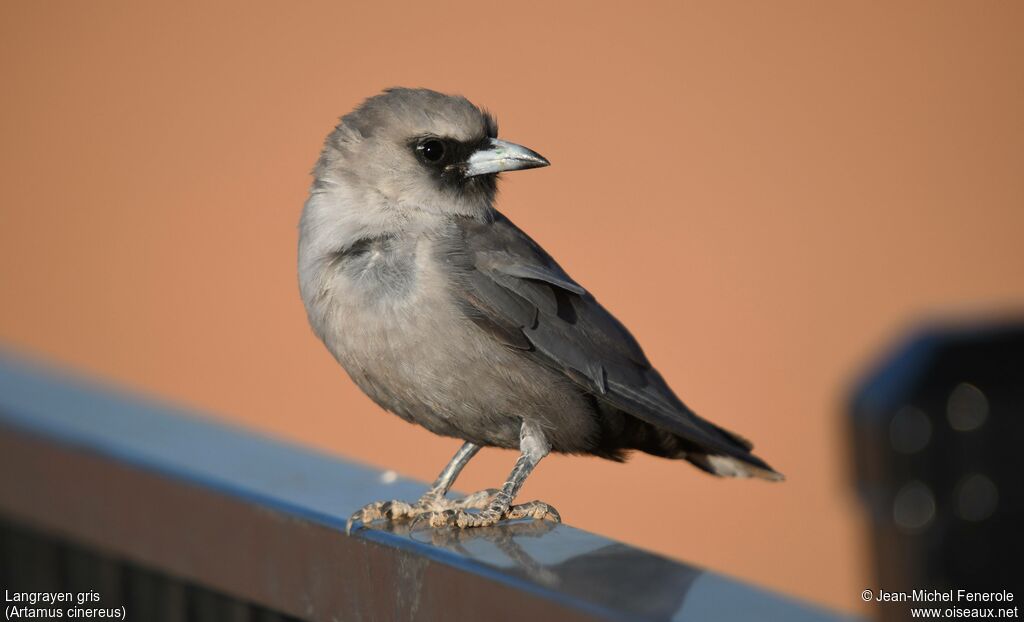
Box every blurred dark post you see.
[850,321,1024,620]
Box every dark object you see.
[850,321,1024,619]
[0,351,843,622]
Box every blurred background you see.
[1,2,1022,615]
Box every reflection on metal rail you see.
[0,351,850,621]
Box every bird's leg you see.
[423,420,560,529]
[347,441,495,532]
[417,441,483,506]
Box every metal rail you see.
[0,351,849,621]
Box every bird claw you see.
[506,500,561,523]
[411,500,561,530]
[346,488,502,534]
[346,499,416,534]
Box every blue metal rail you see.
[0,351,851,621]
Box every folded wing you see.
[449,212,779,476]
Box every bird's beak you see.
[463,138,550,177]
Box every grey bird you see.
[298,88,783,531]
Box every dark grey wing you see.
[450,212,768,466]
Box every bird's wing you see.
[450,212,759,461]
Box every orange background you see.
[2,2,1022,614]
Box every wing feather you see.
[451,212,760,461]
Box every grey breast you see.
[320,226,598,451]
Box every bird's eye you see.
[418,139,446,163]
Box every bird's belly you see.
[322,277,595,449]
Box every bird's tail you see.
[685,452,785,482]
[684,422,785,481]
[621,416,785,481]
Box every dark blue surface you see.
[849,319,1024,420]
[0,349,853,621]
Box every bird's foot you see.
[415,500,561,529]
[346,488,499,533]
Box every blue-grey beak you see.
[463,138,550,177]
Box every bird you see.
[298,88,783,531]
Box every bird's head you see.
[312,88,549,219]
